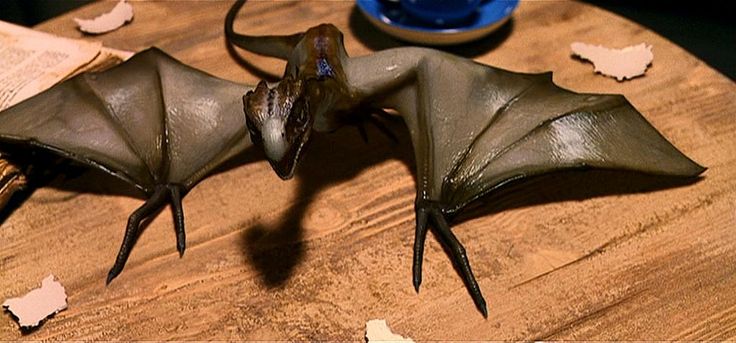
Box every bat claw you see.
[413,199,488,317]
[105,269,118,285]
[168,184,186,258]
[413,202,429,293]
[107,185,187,283]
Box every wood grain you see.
[1,0,734,340]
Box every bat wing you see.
[0,47,251,194]
[0,48,253,282]
[419,69,704,215]
[351,48,704,315]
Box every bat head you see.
[243,76,313,180]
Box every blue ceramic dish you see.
[356,0,519,45]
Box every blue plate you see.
[356,0,519,45]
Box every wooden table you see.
[1,0,734,340]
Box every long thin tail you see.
[224,0,304,60]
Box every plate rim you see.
[355,0,519,35]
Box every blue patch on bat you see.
[317,58,335,77]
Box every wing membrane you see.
[0,48,252,194]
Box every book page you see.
[0,20,102,111]
[68,46,134,78]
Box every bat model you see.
[0,0,703,318]
[225,0,703,316]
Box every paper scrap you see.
[3,275,68,328]
[366,319,414,343]
[74,0,134,35]
[571,42,653,81]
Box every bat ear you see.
[244,80,270,107]
[243,80,273,130]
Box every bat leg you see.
[413,199,488,317]
[168,184,186,257]
[367,109,399,144]
[347,107,399,144]
[356,124,369,143]
[106,185,169,284]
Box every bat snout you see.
[261,119,296,179]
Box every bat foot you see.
[414,199,488,318]
[366,108,399,144]
[107,184,187,283]
[347,107,399,144]
[167,184,186,258]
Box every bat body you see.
[0,1,704,318]
[227,0,704,316]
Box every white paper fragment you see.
[74,0,134,35]
[571,42,653,81]
[2,275,68,328]
[366,319,414,343]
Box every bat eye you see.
[245,118,263,144]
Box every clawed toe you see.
[412,199,488,317]
[106,184,186,284]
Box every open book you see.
[0,20,133,111]
[0,20,133,208]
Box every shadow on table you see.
[239,120,412,288]
[453,169,704,225]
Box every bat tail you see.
[224,0,304,60]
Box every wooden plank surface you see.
[1,0,735,340]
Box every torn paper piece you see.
[571,42,653,81]
[3,275,68,328]
[366,319,414,343]
[74,0,134,35]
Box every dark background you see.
[0,0,733,80]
